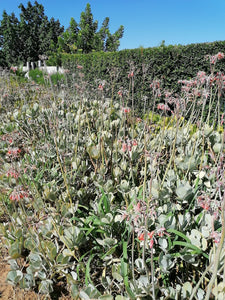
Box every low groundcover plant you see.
[0,53,225,299]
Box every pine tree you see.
[0,11,20,66]
[59,3,124,54]
[77,3,98,53]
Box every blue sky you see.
[1,0,225,50]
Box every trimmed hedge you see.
[60,41,225,111]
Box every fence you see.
[22,60,65,75]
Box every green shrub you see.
[29,69,46,85]
[61,41,225,113]
[28,69,66,87]
[50,72,65,86]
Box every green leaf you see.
[182,281,193,298]
[29,253,42,270]
[112,272,123,282]
[125,285,136,299]
[88,145,100,159]
[115,296,130,300]
[98,187,110,214]
[63,226,83,248]
[120,180,130,193]
[176,181,194,201]
[158,237,168,250]
[71,283,79,298]
[8,259,19,270]
[83,284,101,299]
[37,270,47,280]
[121,240,129,288]
[113,166,122,178]
[85,254,96,286]
[19,274,34,289]
[99,295,114,300]
[9,240,23,259]
[213,143,222,153]
[135,258,145,271]
[24,237,38,251]
[45,241,57,261]
[172,241,201,252]
[101,244,117,259]
[167,228,191,243]
[158,253,175,273]
[14,229,23,238]
[39,279,54,294]
[172,241,208,259]
[7,270,23,284]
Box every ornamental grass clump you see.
[0,53,225,299]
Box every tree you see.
[57,17,79,54]
[0,11,21,66]
[77,3,98,53]
[0,1,64,66]
[39,17,63,55]
[18,1,64,62]
[60,3,124,54]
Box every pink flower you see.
[6,168,19,179]
[149,238,154,249]
[122,143,127,152]
[217,52,224,60]
[7,148,21,158]
[128,71,134,78]
[98,84,104,91]
[202,89,209,99]
[210,56,217,64]
[181,86,190,93]
[134,202,141,213]
[197,71,206,78]
[122,212,129,221]
[132,140,138,146]
[138,233,145,241]
[221,113,224,125]
[157,227,169,237]
[210,231,220,244]
[118,91,123,97]
[150,80,160,89]
[198,195,211,211]
[200,201,210,211]
[9,187,29,202]
[10,66,17,73]
[77,65,83,69]
[136,117,142,123]
[157,103,170,111]
[165,91,172,99]
[122,107,131,113]
[147,231,155,239]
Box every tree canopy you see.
[0,2,124,67]
[0,1,64,66]
[56,3,124,54]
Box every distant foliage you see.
[0,1,64,67]
[60,40,225,111]
[0,2,124,67]
[54,3,124,55]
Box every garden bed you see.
[0,54,225,299]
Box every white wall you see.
[22,65,65,74]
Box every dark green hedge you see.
[61,41,225,111]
